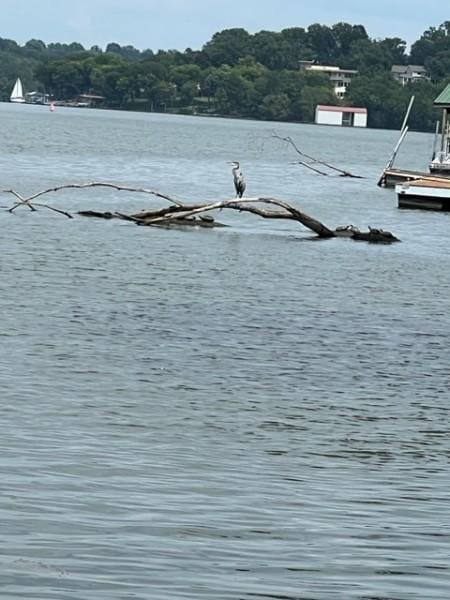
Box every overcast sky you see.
[1,0,447,51]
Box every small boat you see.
[396,177,450,211]
[430,154,450,174]
[10,77,26,103]
[429,154,450,175]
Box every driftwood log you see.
[1,181,399,243]
[82,196,399,243]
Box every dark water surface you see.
[1,104,449,599]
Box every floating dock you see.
[381,168,450,188]
[396,177,450,210]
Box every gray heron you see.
[229,161,246,198]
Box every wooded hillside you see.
[1,21,450,130]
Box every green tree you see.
[410,21,450,64]
[203,28,251,66]
[347,39,395,74]
[332,22,368,62]
[378,38,407,65]
[280,27,313,66]
[260,93,291,120]
[201,69,221,99]
[212,66,254,115]
[23,39,47,56]
[306,24,337,63]
[0,37,19,52]
[251,31,291,70]
[46,42,84,59]
[170,64,202,88]
[295,85,336,122]
[106,42,140,61]
[347,74,409,129]
[179,81,199,105]
[406,80,442,131]
[149,81,177,110]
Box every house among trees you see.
[391,65,429,85]
[299,61,358,98]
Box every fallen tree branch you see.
[127,197,398,242]
[136,197,335,237]
[293,160,329,176]
[272,132,364,178]
[2,181,399,243]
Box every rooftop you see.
[308,65,357,74]
[391,64,427,74]
[316,105,367,114]
[434,84,450,107]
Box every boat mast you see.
[432,121,440,161]
[440,107,448,155]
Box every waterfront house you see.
[391,65,429,85]
[300,61,358,98]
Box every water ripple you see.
[1,105,450,599]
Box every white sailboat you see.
[10,78,26,103]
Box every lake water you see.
[1,103,449,600]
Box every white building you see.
[300,62,358,98]
[315,105,368,127]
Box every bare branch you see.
[32,202,73,218]
[22,181,184,206]
[1,181,184,217]
[292,160,329,176]
[3,189,26,202]
[2,189,36,212]
[9,202,36,213]
[272,132,364,178]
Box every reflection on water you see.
[0,104,449,599]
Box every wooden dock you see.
[381,167,450,188]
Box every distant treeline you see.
[1,21,450,130]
